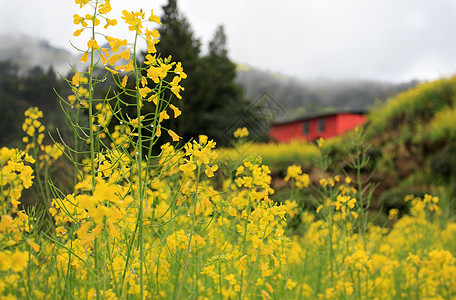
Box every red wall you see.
[268,121,304,143]
[336,114,366,135]
[269,113,366,143]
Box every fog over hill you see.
[0,33,81,76]
[0,33,418,120]
[235,64,419,121]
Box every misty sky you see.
[1,0,455,82]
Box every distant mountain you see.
[0,33,418,121]
[0,33,81,76]
[235,64,419,121]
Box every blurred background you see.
[3,0,455,146]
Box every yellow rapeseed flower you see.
[72,72,80,86]
[169,76,184,99]
[104,18,117,29]
[233,127,249,139]
[167,129,180,142]
[87,39,101,50]
[169,104,181,118]
[115,60,134,72]
[105,36,128,53]
[174,62,187,79]
[80,51,89,63]
[138,86,152,99]
[205,164,218,178]
[121,10,144,32]
[75,0,90,8]
[26,239,40,253]
[98,0,112,14]
[148,9,162,24]
[121,75,128,87]
[159,110,169,122]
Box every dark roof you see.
[271,109,367,125]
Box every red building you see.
[269,111,366,143]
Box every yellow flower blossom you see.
[169,76,184,99]
[115,60,134,72]
[72,72,80,86]
[169,104,181,118]
[224,274,237,285]
[167,129,180,142]
[26,239,40,253]
[75,0,90,8]
[174,62,187,79]
[233,127,249,139]
[261,290,272,300]
[73,14,85,25]
[98,0,112,14]
[73,28,85,36]
[104,18,117,29]
[121,9,144,32]
[80,51,89,63]
[87,39,101,50]
[138,86,151,99]
[121,75,128,87]
[148,9,161,24]
[105,36,128,53]
[179,160,196,177]
[144,54,156,65]
[159,110,170,123]
[205,164,218,178]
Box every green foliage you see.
[0,62,71,147]
[351,76,456,208]
[428,143,456,183]
[154,1,252,146]
[419,106,456,142]
[367,76,456,137]
[378,188,427,212]
[278,75,456,215]
[217,140,319,171]
[197,26,255,144]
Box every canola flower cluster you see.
[0,148,34,212]
[22,107,63,169]
[2,115,456,299]
[1,1,456,299]
[217,139,319,168]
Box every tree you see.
[154,1,255,145]
[0,62,72,147]
[154,0,203,142]
[197,25,253,144]
[0,62,22,147]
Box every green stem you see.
[219,261,223,300]
[328,217,334,286]
[0,166,5,213]
[32,134,48,213]
[88,2,99,299]
[176,164,201,299]
[239,177,254,300]
[73,106,80,187]
[131,26,146,300]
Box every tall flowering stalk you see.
[50,0,186,298]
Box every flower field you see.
[1,1,456,299]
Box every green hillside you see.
[329,76,456,215]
